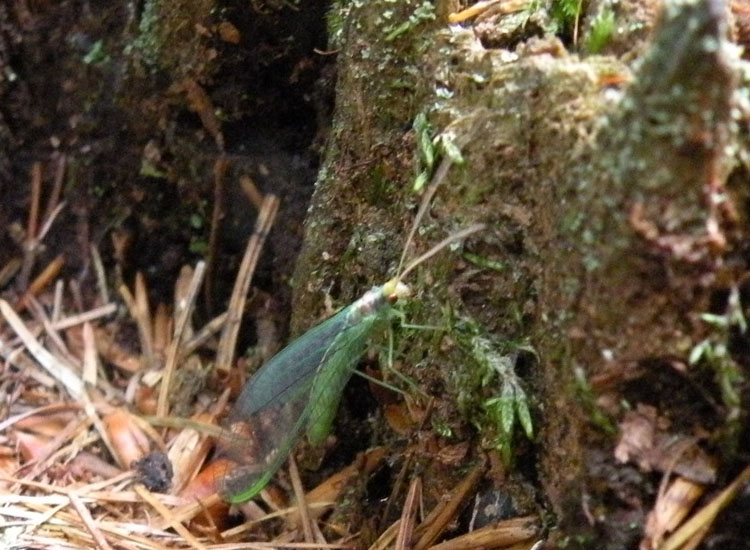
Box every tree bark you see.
[292,0,748,544]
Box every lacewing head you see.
[382,278,411,303]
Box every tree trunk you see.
[293,0,749,545]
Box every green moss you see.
[550,0,583,36]
[413,112,435,191]
[463,251,507,272]
[130,0,162,70]
[326,0,351,50]
[127,0,216,79]
[82,40,110,65]
[383,1,436,42]
[452,318,536,465]
[572,363,615,434]
[585,5,615,54]
[368,164,396,204]
[689,288,746,457]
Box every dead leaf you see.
[642,476,704,550]
[103,409,150,468]
[615,404,716,483]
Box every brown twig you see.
[182,78,225,151]
[181,310,228,359]
[205,155,229,315]
[90,243,110,305]
[25,294,83,371]
[134,272,155,369]
[19,415,91,481]
[18,162,43,290]
[155,491,224,530]
[69,492,115,550]
[82,322,100,386]
[42,153,66,225]
[381,400,434,527]
[0,258,21,287]
[0,402,82,432]
[427,516,539,550]
[135,484,208,550]
[240,174,265,211]
[0,299,84,399]
[152,303,171,360]
[216,194,280,372]
[52,303,117,331]
[395,478,421,550]
[52,278,64,322]
[221,502,335,540]
[414,460,486,550]
[167,410,221,494]
[156,261,206,417]
[289,455,315,543]
[16,254,65,312]
[287,446,387,526]
[17,160,69,296]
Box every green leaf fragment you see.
[437,135,465,165]
[500,382,515,435]
[514,386,534,438]
[413,170,430,192]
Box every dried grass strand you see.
[18,161,43,289]
[367,519,401,550]
[90,243,110,305]
[51,303,117,331]
[0,298,84,399]
[42,153,66,226]
[69,491,115,550]
[135,484,207,550]
[220,502,334,540]
[216,194,279,372]
[413,461,485,550]
[288,456,314,543]
[425,516,539,550]
[660,464,750,550]
[156,261,206,417]
[395,479,421,550]
[17,255,65,311]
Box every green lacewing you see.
[217,163,484,503]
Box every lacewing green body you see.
[217,219,484,502]
[215,141,484,503]
[218,279,408,503]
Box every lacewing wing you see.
[214,146,485,503]
[216,281,405,503]
[216,222,485,502]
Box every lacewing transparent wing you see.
[211,137,485,502]
[215,222,485,502]
[216,282,403,503]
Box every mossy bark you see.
[292,0,748,543]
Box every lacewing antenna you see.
[396,156,455,278]
[398,223,486,283]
